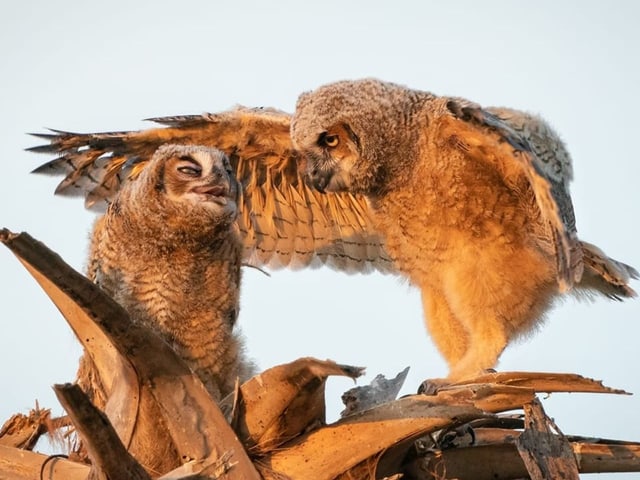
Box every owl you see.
[292,79,637,384]
[81,143,255,400]
[76,144,255,470]
[31,79,637,388]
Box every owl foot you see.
[418,368,500,395]
[417,377,450,395]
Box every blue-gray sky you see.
[1,2,639,477]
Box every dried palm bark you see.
[2,228,640,480]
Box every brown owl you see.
[31,79,637,389]
[75,144,256,470]
[293,79,637,386]
[81,143,255,402]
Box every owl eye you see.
[318,132,339,148]
[176,157,202,177]
[177,165,201,176]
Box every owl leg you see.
[421,288,469,369]
[428,272,510,382]
[442,251,556,382]
[418,308,508,393]
[444,311,509,383]
[418,288,477,395]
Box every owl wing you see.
[29,107,395,274]
[444,100,583,291]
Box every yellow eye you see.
[319,133,339,148]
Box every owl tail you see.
[576,241,638,300]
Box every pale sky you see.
[1,2,639,478]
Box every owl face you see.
[160,146,238,219]
[292,79,402,197]
[296,123,362,194]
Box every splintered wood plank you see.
[420,438,640,479]
[0,445,89,480]
[53,383,150,480]
[444,371,629,395]
[1,228,260,479]
[260,396,487,479]
[516,398,580,480]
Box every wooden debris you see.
[2,227,640,480]
[444,370,630,395]
[259,395,489,479]
[230,357,364,454]
[516,398,579,479]
[340,366,410,417]
[1,228,260,479]
[418,432,640,479]
[0,227,140,448]
[573,440,640,473]
[0,405,63,450]
[0,445,89,480]
[53,383,150,480]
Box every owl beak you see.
[191,184,230,205]
[192,184,226,196]
[306,168,333,194]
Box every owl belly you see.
[102,256,241,400]
[372,181,557,298]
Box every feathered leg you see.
[421,288,469,369]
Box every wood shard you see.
[516,398,580,480]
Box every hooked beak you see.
[306,168,333,194]
[192,184,227,196]
[190,183,230,205]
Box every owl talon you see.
[417,378,450,395]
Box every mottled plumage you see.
[293,79,637,382]
[30,109,394,274]
[31,79,637,385]
[83,144,254,398]
[77,144,255,470]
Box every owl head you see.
[118,144,240,239]
[291,78,424,197]
[154,144,238,216]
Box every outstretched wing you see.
[444,100,583,292]
[29,107,395,274]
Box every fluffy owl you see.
[76,143,256,470]
[81,144,255,403]
[292,79,637,383]
[31,79,637,386]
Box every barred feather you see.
[447,100,583,291]
[29,107,396,275]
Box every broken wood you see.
[516,398,580,480]
[3,435,639,480]
[0,445,88,480]
[1,228,261,479]
[53,383,150,480]
[0,405,69,450]
[419,435,640,479]
[3,227,640,480]
[230,357,364,453]
[445,370,630,395]
[0,227,140,449]
[259,395,488,479]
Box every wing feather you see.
[445,100,583,291]
[29,107,395,275]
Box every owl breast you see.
[370,152,553,292]
[93,228,244,400]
